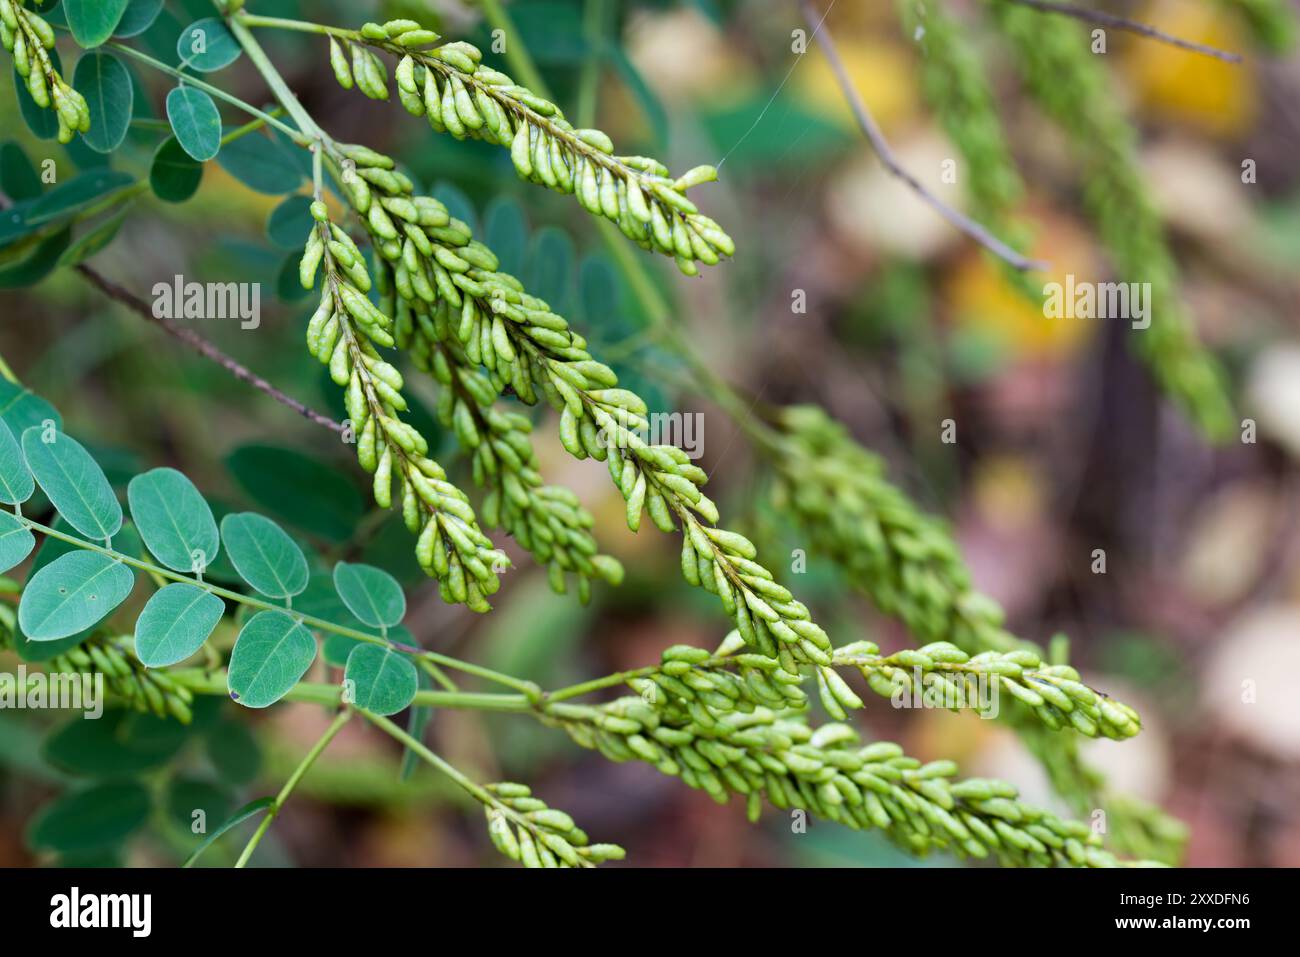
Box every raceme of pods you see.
[481,782,626,868]
[52,632,196,723]
[396,297,625,602]
[0,605,193,722]
[987,0,1235,440]
[627,633,1139,741]
[299,198,509,612]
[769,405,1022,656]
[546,693,1139,867]
[765,405,1186,860]
[0,0,90,144]
[324,144,830,671]
[327,18,733,275]
[318,146,623,599]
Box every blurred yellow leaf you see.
[1123,1,1255,138]
[796,36,918,134]
[945,209,1097,362]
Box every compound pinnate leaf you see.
[182,796,274,867]
[28,781,150,853]
[333,562,406,629]
[0,511,35,573]
[21,427,122,541]
[64,0,131,49]
[18,550,135,641]
[0,379,62,435]
[177,18,243,73]
[72,51,134,153]
[344,643,418,716]
[0,420,34,505]
[149,136,204,203]
[220,512,308,599]
[134,582,224,668]
[166,86,221,162]
[127,467,219,573]
[227,610,317,708]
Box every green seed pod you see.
[329,37,353,89]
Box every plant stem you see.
[575,0,609,129]
[236,13,358,40]
[234,708,352,867]
[475,0,550,95]
[224,15,324,141]
[104,39,308,144]
[166,669,531,711]
[362,709,594,863]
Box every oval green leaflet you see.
[134,582,225,668]
[205,718,262,785]
[165,86,221,162]
[18,550,136,641]
[63,0,131,49]
[177,18,243,73]
[0,511,36,573]
[127,467,220,573]
[217,133,302,195]
[165,778,231,835]
[333,562,406,629]
[0,378,62,435]
[227,610,317,708]
[27,781,151,853]
[344,643,418,716]
[0,141,43,202]
[149,136,204,203]
[220,512,308,599]
[225,444,364,543]
[0,419,34,505]
[267,195,314,249]
[21,426,122,541]
[44,710,190,777]
[114,0,165,39]
[72,51,134,154]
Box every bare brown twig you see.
[1009,0,1243,63]
[796,0,1047,272]
[74,263,345,434]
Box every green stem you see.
[236,13,358,40]
[0,354,17,385]
[105,39,308,145]
[476,0,551,96]
[235,708,352,867]
[166,669,530,711]
[220,107,287,145]
[575,0,609,129]
[224,15,325,141]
